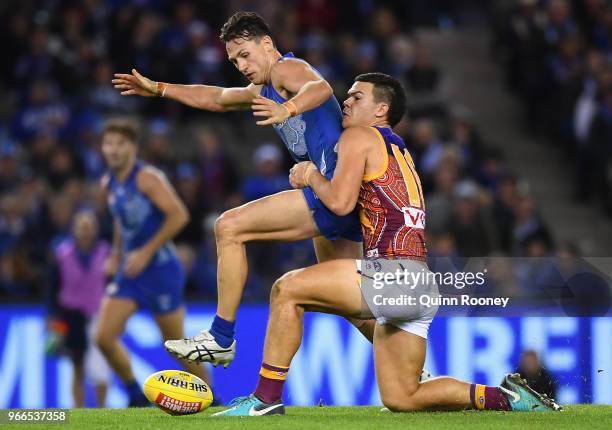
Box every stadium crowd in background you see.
[493,0,612,214]
[1,0,604,302]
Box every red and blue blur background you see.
[1,0,611,408]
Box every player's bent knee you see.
[270,270,302,305]
[214,209,244,241]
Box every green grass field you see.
[3,405,612,430]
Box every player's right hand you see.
[289,161,317,189]
[112,69,157,97]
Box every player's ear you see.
[262,35,274,51]
[375,102,390,120]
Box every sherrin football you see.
[143,370,213,415]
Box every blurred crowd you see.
[493,0,612,214]
[0,0,595,303]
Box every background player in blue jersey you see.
[112,11,380,366]
[96,119,211,406]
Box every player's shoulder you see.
[337,126,381,155]
[136,165,168,190]
[271,57,314,79]
[340,126,382,144]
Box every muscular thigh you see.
[313,236,363,263]
[277,259,365,318]
[223,189,319,242]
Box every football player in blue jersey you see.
[96,119,211,406]
[111,11,379,367]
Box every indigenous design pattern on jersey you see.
[260,52,342,178]
[358,127,427,260]
[273,113,308,159]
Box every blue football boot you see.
[500,373,563,412]
[212,394,285,416]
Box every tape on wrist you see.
[283,100,298,117]
[156,82,168,97]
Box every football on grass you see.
[143,370,213,415]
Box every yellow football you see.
[143,370,213,415]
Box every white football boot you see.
[164,330,236,367]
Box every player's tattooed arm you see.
[112,69,261,112]
[252,59,334,126]
[122,167,190,278]
[290,127,373,216]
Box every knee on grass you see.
[381,395,422,413]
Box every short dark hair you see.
[220,11,272,43]
[355,73,406,127]
[103,118,139,144]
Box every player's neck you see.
[115,158,136,182]
[263,50,282,84]
[370,119,391,129]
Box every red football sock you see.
[254,362,289,404]
[470,384,511,411]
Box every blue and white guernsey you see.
[260,52,343,179]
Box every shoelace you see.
[228,395,254,407]
[188,330,210,342]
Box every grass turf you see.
[3,405,611,430]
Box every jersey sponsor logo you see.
[366,249,379,258]
[402,207,425,229]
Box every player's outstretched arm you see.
[112,68,260,112]
[252,59,334,125]
[290,127,373,215]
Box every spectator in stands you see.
[512,195,553,256]
[194,126,239,212]
[447,180,494,257]
[240,143,289,202]
[174,163,206,246]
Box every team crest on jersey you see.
[274,115,307,158]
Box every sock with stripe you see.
[470,384,511,411]
[254,362,289,404]
[209,315,235,348]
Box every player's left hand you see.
[124,247,154,278]
[289,161,317,188]
[251,96,290,126]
